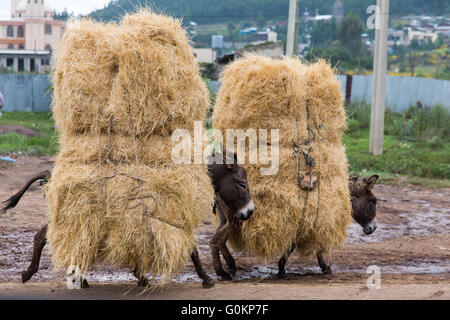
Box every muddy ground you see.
[0,156,448,299]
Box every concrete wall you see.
[0,73,51,112]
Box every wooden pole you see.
[286,0,300,56]
[369,0,390,155]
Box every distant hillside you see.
[90,0,449,23]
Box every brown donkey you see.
[277,174,379,277]
[207,149,253,280]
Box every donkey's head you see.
[349,175,379,235]
[207,149,253,221]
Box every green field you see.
[0,112,57,155]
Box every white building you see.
[0,0,65,54]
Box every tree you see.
[310,18,337,48]
[337,13,364,72]
[54,8,72,21]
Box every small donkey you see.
[207,149,253,280]
[277,174,379,277]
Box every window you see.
[8,44,14,49]
[18,26,24,38]
[35,0,38,3]
[45,44,52,55]
[45,24,52,35]
[6,58,14,67]
[18,58,24,72]
[7,26,14,37]
[18,44,24,49]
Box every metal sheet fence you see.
[0,73,52,112]
[1,73,448,113]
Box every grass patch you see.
[344,102,450,187]
[0,111,58,155]
[344,131,450,179]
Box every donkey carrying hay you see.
[47,11,214,288]
[212,55,353,276]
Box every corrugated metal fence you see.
[210,75,450,112]
[0,73,52,112]
[0,73,448,113]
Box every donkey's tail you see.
[1,170,51,213]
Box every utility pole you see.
[369,0,390,155]
[286,0,300,56]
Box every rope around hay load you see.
[293,100,323,231]
[86,111,184,230]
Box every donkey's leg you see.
[277,243,296,278]
[317,251,332,274]
[133,268,149,287]
[210,224,233,280]
[66,266,89,289]
[217,241,236,277]
[22,224,48,283]
[191,247,215,288]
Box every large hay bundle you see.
[213,55,351,258]
[47,11,213,280]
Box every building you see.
[0,49,50,73]
[0,0,65,56]
[235,42,283,59]
[254,29,277,43]
[193,48,213,63]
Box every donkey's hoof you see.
[321,266,332,274]
[277,271,287,279]
[81,279,90,288]
[219,271,233,281]
[21,271,31,283]
[229,268,237,277]
[137,277,149,287]
[202,279,215,289]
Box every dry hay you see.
[51,20,118,135]
[213,55,346,146]
[52,11,209,137]
[106,11,209,137]
[213,55,351,258]
[46,162,212,277]
[47,10,213,280]
[57,133,176,166]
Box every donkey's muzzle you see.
[363,220,377,235]
[238,200,254,221]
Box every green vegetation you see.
[0,112,57,155]
[344,102,450,185]
[389,38,450,80]
[90,0,449,24]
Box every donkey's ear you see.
[226,153,239,170]
[349,174,359,182]
[365,175,379,191]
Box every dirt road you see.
[0,156,448,299]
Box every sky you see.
[0,0,112,19]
